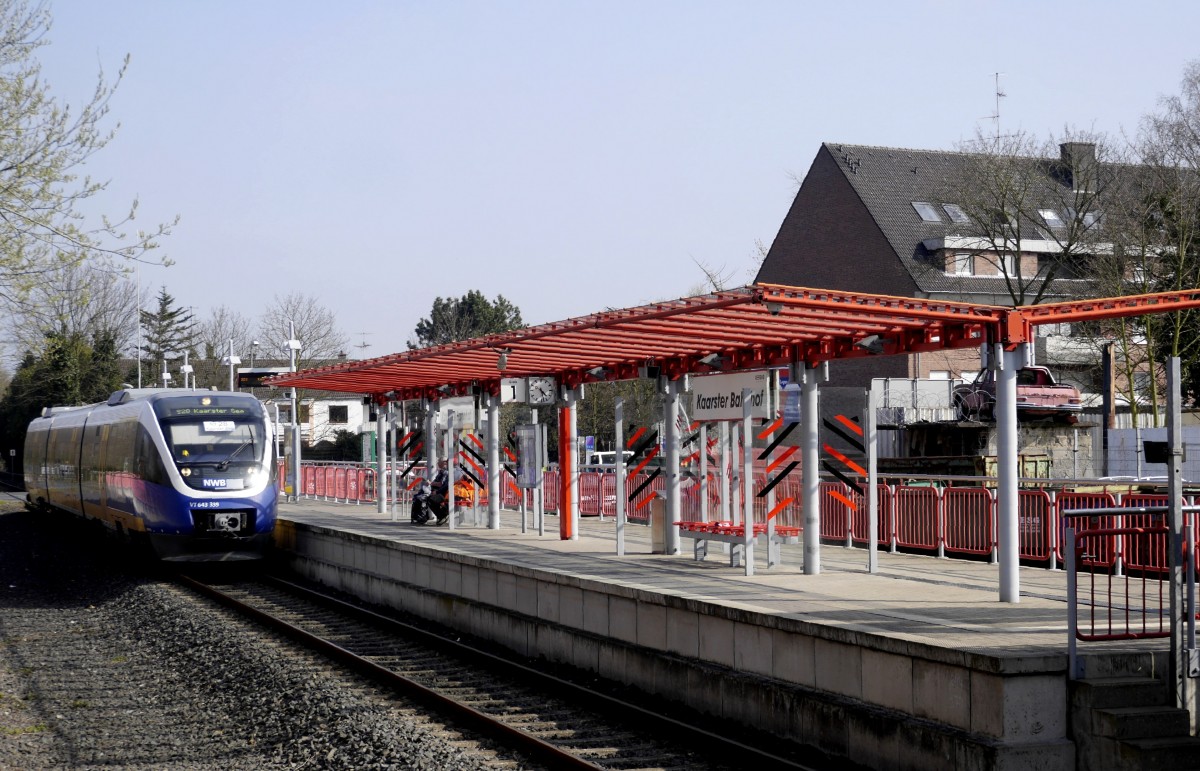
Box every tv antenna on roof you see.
[982,72,1008,146]
[355,332,372,353]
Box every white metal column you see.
[996,343,1023,603]
[742,387,755,576]
[487,392,500,529]
[615,397,626,556]
[664,378,681,555]
[375,404,387,515]
[866,384,879,574]
[425,401,438,479]
[802,363,821,575]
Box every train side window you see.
[135,426,167,485]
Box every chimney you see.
[1060,142,1097,192]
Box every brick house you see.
[755,142,1105,391]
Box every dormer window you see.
[912,202,943,222]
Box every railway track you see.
[177,572,819,771]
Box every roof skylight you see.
[1040,209,1065,228]
[912,202,942,222]
[942,203,970,224]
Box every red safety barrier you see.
[1118,494,1171,573]
[819,481,852,540]
[1056,492,1118,567]
[772,478,805,530]
[579,472,602,516]
[333,467,348,500]
[1072,525,1170,641]
[501,471,522,508]
[1018,489,1053,561]
[302,465,317,496]
[600,474,617,517]
[848,484,894,547]
[942,487,994,557]
[543,470,560,512]
[895,486,940,552]
[626,472,663,524]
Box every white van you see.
[584,450,634,468]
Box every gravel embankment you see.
[0,503,504,770]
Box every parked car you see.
[953,366,1082,423]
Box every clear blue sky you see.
[34,0,1200,360]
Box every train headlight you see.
[180,467,192,477]
[246,466,267,487]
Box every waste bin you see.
[649,492,666,554]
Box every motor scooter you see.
[411,478,449,524]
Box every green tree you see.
[949,128,1113,307]
[0,330,125,470]
[410,290,523,348]
[139,286,197,378]
[0,0,175,310]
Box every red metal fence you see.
[291,461,1198,571]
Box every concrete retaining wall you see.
[274,518,1075,770]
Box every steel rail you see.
[177,573,819,771]
[177,574,605,771]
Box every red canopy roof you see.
[265,283,1200,401]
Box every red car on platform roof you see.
[953,366,1082,423]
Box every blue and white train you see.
[24,389,277,561]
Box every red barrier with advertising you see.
[1018,489,1053,561]
[333,467,348,500]
[579,472,602,516]
[600,474,617,517]
[1118,494,1170,572]
[1056,491,1118,566]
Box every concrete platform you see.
[272,500,1176,770]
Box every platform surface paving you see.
[278,500,1168,663]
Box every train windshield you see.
[153,396,270,491]
[163,420,267,466]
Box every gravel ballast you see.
[0,503,505,770]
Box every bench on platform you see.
[674,521,802,566]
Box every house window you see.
[912,202,943,222]
[928,370,951,380]
[996,253,1017,275]
[329,405,349,424]
[948,252,973,276]
[942,203,970,224]
[1039,209,1065,228]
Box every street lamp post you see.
[224,339,241,392]
[180,351,193,389]
[286,322,302,502]
[251,340,259,368]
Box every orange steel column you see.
[558,405,574,539]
